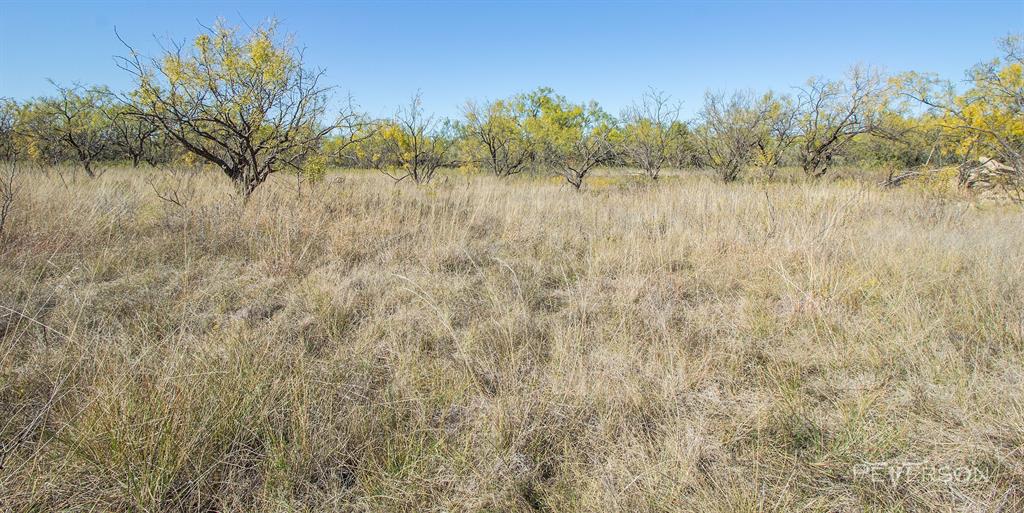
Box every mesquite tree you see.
[18,84,115,177]
[117,21,360,197]
[377,93,458,185]
[462,98,534,177]
[105,102,160,167]
[900,35,1024,202]
[525,89,617,190]
[753,91,799,179]
[620,89,683,180]
[0,99,18,235]
[796,65,888,178]
[695,91,775,182]
[548,109,618,190]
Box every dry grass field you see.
[1,167,1022,512]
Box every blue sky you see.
[1,1,1022,118]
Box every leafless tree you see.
[0,161,16,236]
[695,91,774,182]
[105,104,160,167]
[331,94,379,155]
[0,99,18,235]
[796,65,887,178]
[620,89,683,180]
[378,93,458,185]
[0,98,15,162]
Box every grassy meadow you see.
[1,167,1022,512]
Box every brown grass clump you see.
[1,168,1022,511]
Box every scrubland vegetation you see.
[1,18,1023,512]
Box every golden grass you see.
[1,167,1022,511]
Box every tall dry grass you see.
[1,167,1022,512]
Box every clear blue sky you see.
[1,0,1022,118]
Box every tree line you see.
[0,21,1020,201]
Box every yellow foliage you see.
[302,153,329,183]
[906,166,960,197]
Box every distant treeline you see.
[0,21,1020,199]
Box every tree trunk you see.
[567,176,582,190]
[235,173,260,199]
[83,160,96,178]
[721,164,741,182]
[803,152,831,178]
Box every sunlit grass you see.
[1,167,1021,511]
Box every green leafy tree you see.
[847,106,951,174]
[667,121,700,168]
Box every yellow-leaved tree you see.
[900,34,1024,202]
[116,20,364,198]
[16,83,116,177]
[376,93,458,185]
[521,87,618,190]
[462,97,535,178]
